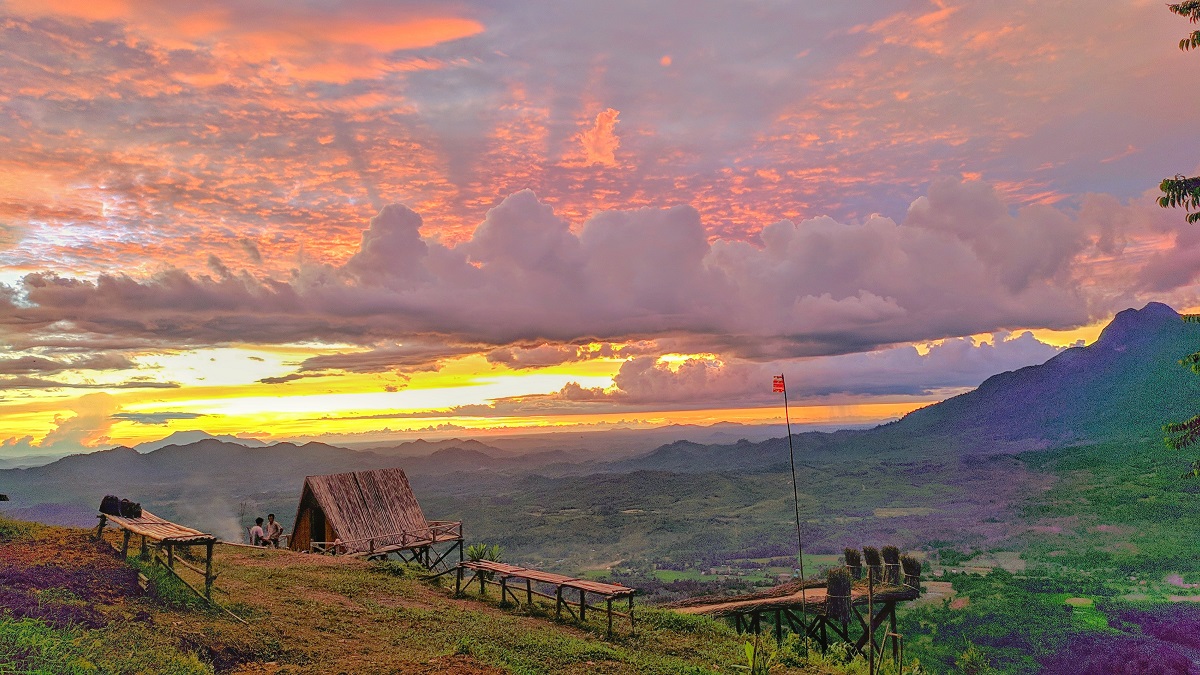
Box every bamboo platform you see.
[97,510,216,545]
[670,580,917,618]
[667,572,921,663]
[95,508,218,601]
[453,560,636,637]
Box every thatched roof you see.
[292,467,431,554]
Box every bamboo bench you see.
[95,509,218,600]
[454,560,636,636]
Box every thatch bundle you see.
[900,555,922,593]
[843,547,862,580]
[881,545,901,584]
[862,546,882,583]
[826,567,853,623]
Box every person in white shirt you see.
[264,513,284,548]
[249,517,266,546]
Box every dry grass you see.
[3,519,854,674]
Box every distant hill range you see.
[894,302,1200,448]
[614,302,1200,472]
[2,302,1197,529]
[133,430,272,453]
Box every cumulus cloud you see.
[38,392,120,449]
[343,204,430,289]
[579,108,621,166]
[0,182,1189,365]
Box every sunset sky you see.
[1,0,1199,458]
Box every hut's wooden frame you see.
[289,467,463,569]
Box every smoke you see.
[170,488,253,543]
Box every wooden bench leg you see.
[121,530,131,558]
[204,542,214,600]
[579,589,586,622]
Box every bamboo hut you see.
[289,468,462,567]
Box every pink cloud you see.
[0,181,1188,365]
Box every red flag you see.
[772,375,785,393]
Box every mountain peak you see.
[1093,302,1181,350]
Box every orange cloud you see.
[579,108,621,166]
[6,1,485,83]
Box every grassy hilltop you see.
[0,516,885,675]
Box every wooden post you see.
[868,568,875,675]
[167,543,174,569]
[501,576,509,606]
[204,542,214,600]
[95,514,107,540]
[607,597,614,637]
[526,579,533,606]
[889,604,899,665]
[555,586,563,618]
[579,589,586,622]
[456,565,463,595]
[121,530,131,558]
[628,594,635,634]
[480,570,486,596]
[140,535,150,561]
[458,540,464,563]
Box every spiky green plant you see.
[465,543,503,563]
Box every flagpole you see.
[778,374,807,654]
